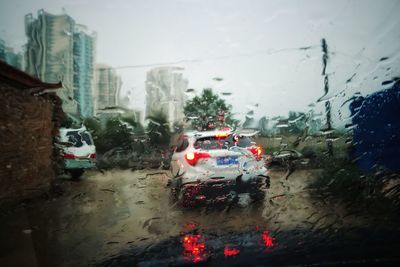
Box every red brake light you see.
[247,146,263,160]
[215,132,229,138]
[257,146,262,156]
[63,153,76,159]
[185,152,210,166]
[89,153,96,159]
[186,152,195,160]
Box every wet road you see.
[0,168,398,266]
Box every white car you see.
[170,130,270,207]
[58,126,96,179]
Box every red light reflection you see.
[182,234,207,263]
[262,230,275,248]
[186,222,196,229]
[224,247,240,257]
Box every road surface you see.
[0,168,398,266]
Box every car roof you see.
[59,126,88,134]
[184,130,232,139]
[184,129,259,139]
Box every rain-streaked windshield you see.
[0,1,400,267]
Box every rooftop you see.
[0,60,62,91]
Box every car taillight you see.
[247,146,263,160]
[215,132,229,138]
[185,152,210,166]
[89,153,96,159]
[63,153,76,159]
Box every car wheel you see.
[226,190,239,205]
[178,184,199,208]
[249,175,269,202]
[250,191,266,202]
[69,169,84,180]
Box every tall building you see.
[25,9,78,114]
[73,25,96,118]
[308,110,322,135]
[0,38,23,70]
[145,66,188,129]
[132,109,143,125]
[94,63,121,113]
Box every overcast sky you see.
[1,0,399,124]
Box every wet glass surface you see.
[1,0,400,266]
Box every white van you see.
[58,126,96,179]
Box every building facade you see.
[145,66,188,129]
[0,60,64,205]
[94,63,121,114]
[0,38,23,70]
[25,9,78,114]
[73,25,96,118]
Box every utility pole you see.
[321,38,333,156]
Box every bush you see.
[84,116,144,154]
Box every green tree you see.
[120,115,145,135]
[83,114,147,154]
[288,111,306,135]
[83,117,102,136]
[93,117,134,153]
[172,121,184,134]
[146,111,171,145]
[184,88,233,130]
[225,113,240,130]
[61,115,74,128]
[120,116,137,128]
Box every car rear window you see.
[66,131,93,147]
[194,136,226,150]
[225,135,253,148]
[194,135,253,150]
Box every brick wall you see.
[0,82,55,204]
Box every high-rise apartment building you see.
[25,9,77,114]
[94,64,121,114]
[145,67,188,129]
[0,38,23,70]
[73,25,96,118]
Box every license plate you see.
[216,156,238,165]
[76,158,90,162]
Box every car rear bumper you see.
[180,175,269,206]
[180,181,237,206]
[64,159,96,169]
[197,179,237,198]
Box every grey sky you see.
[1,0,400,123]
